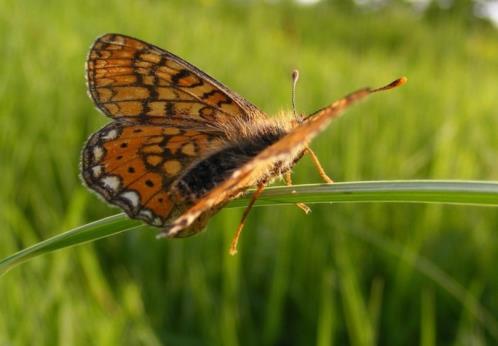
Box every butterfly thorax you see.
[173,121,292,203]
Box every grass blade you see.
[230,180,498,207]
[1,180,497,276]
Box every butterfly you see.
[81,33,406,254]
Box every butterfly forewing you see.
[86,33,266,126]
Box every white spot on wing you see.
[102,129,118,140]
[101,175,120,191]
[139,209,153,220]
[93,146,104,161]
[120,190,140,208]
[92,165,102,178]
[153,218,163,226]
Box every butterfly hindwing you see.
[81,121,225,226]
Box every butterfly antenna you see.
[291,69,302,123]
[303,76,407,122]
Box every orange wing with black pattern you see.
[86,33,265,126]
[81,121,225,226]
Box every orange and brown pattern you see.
[82,121,226,226]
[86,33,265,126]
[81,33,406,246]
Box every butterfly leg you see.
[305,146,334,184]
[229,183,266,256]
[284,172,311,214]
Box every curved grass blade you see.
[229,180,498,207]
[0,215,149,276]
[1,180,497,276]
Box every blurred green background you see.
[1,0,498,345]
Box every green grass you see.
[3,181,497,277]
[1,1,498,345]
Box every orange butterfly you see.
[81,33,406,254]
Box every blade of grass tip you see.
[1,180,497,276]
[0,214,148,276]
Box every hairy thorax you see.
[173,115,303,203]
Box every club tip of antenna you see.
[292,69,299,82]
[384,76,408,89]
[394,76,408,87]
[372,76,408,93]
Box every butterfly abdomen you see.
[175,127,287,201]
